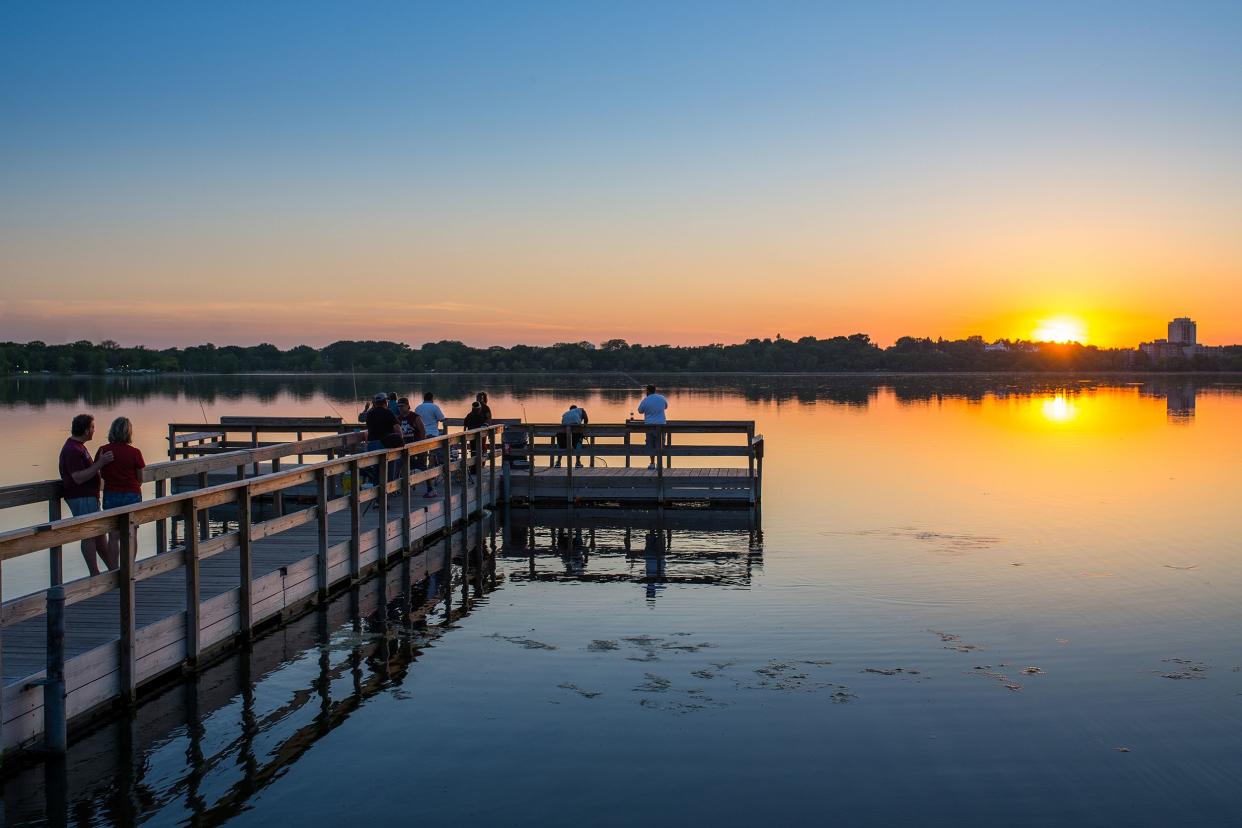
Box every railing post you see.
[459,434,470,525]
[119,514,138,705]
[44,584,67,753]
[589,434,596,468]
[349,458,361,581]
[526,426,535,499]
[197,472,209,540]
[272,457,283,516]
[488,429,498,506]
[624,427,631,468]
[48,496,63,586]
[297,431,304,464]
[183,499,201,667]
[401,447,412,552]
[155,479,167,555]
[315,467,330,599]
[564,426,574,504]
[655,426,665,505]
[667,432,673,469]
[475,432,484,517]
[747,425,756,505]
[442,436,453,532]
[168,424,177,462]
[377,452,390,567]
[239,487,253,640]
[0,555,4,735]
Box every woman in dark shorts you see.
[98,416,146,564]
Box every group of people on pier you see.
[53,385,670,577]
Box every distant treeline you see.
[2,336,1241,375]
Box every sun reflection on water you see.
[1040,393,1078,423]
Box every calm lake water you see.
[2,373,1241,826]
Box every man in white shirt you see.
[557,404,585,468]
[414,392,447,498]
[636,384,669,470]
[414,392,446,437]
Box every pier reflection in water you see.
[1,518,497,827]
[505,507,762,599]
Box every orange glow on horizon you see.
[1030,316,1089,344]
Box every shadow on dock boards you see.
[504,506,763,598]
[0,517,498,827]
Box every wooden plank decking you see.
[507,466,755,503]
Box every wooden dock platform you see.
[503,420,763,505]
[0,416,765,761]
[1,425,503,758]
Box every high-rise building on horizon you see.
[1168,317,1196,345]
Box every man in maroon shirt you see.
[58,413,114,575]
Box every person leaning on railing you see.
[58,413,114,575]
[98,416,145,570]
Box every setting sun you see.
[1032,316,1088,344]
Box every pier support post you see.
[402,447,412,552]
[48,497,63,586]
[183,499,201,667]
[460,434,470,525]
[44,584,67,753]
[442,437,453,533]
[155,479,167,554]
[315,468,330,599]
[349,458,361,581]
[377,454,389,567]
[119,515,138,705]
[239,488,253,641]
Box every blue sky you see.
[3,1,1241,346]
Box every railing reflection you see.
[1,518,497,826]
[503,507,763,599]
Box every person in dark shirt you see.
[358,393,400,486]
[475,392,492,424]
[98,416,144,569]
[58,413,114,575]
[463,401,488,478]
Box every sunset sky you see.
[2,1,1241,348]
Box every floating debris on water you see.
[1022,667,1045,675]
[489,634,557,650]
[928,629,980,652]
[1163,564,1197,570]
[1116,747,1131,753]
[588,639,620,651]
[861,667,922,676]
[634,673,672,693]
[557,682,602,699]
[1158,658,1208,680]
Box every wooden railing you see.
[0,424,504,757]
[168,416,349,459]
[506,420,764,504]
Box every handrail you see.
[0,431,370,512]
[0,425,503,565]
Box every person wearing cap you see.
[359,393,400,486]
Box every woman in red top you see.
[99,416,145,565]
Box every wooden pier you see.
[0,416,764,761]
[0,424,503,759]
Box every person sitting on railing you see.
[637,384,669,470]
[58,413,114,575]
[98,416,144,569]
[557,405,585,468]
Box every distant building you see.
[1168,317,1196,345]
[1140,317,1222,361]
